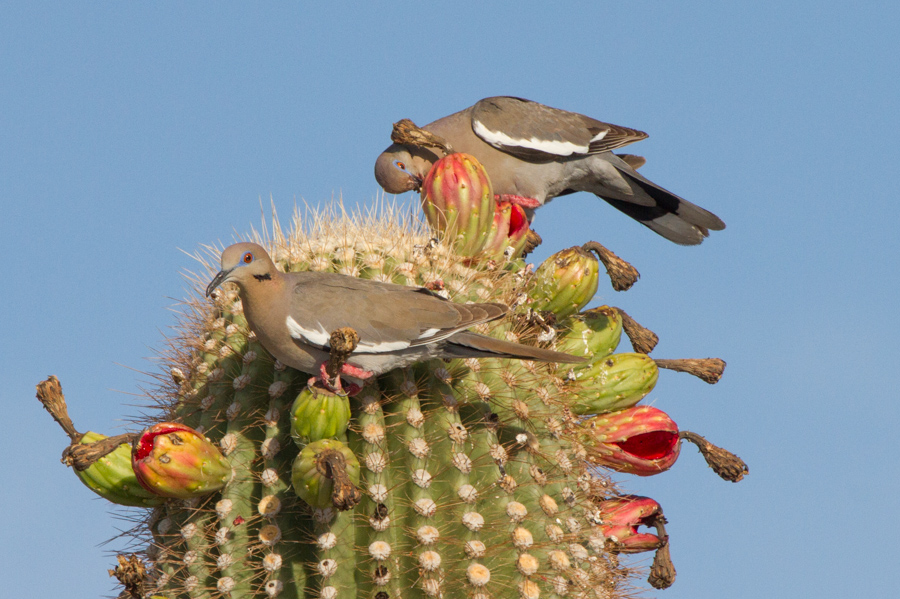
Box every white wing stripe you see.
[287,316,412,353]
[473,119,588,156]
[356,339,411,353]
[286,316,330,347]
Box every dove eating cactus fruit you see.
[376,96,726,245]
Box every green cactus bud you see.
[131,423,232,498]
[580,405,681,476]
[555,305,624,361]
[420,153,494,255]
[566,352,659,414]
[291,438,360,510]
[289,385,351,444]
[73,432,164,507]
[530,246,600,319]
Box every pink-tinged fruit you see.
[420,153,494,256]
[581,406,680,476]
[482,200,530,259]
[596,495,665,553]
[132,423,232,499]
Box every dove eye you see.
[394,160,406,171]
[242,252,254,264]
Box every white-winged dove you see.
[206,242,582,392]
[375,96,725,245]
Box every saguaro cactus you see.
[37,198,745,599]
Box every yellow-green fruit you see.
[530,246,600,319]
[74,432,164,507]
[567,352,659,414]
[291,438,360,509]
[555,306,624,362]
[290,386,351,444]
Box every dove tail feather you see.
[448,331,585,364]
[596,154,725,245]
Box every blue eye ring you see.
[393,159,408,172]
[242,252,254,264]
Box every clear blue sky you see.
[3,3,898,597]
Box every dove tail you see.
[599,156,726,246]
[448,332,585,364]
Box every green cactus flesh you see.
[113,210,666,599]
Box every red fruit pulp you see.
[508,204,528,237]
[133,425,191,460]
[614,430,679,460]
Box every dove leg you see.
[309,364,365,397]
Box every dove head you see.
[206,242,277,297]
[374,144,438,194]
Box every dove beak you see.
[206,268,234,297]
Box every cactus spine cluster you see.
[37,154,746,599]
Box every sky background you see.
[3,2,898,598]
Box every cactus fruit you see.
[595,495,666,554]
[74,432,165,507]
[567,352,659,414]
[290,386,352,445]
[555,306,624,362]
[530,246,601,319]
[482,199,530,259]
[38,204,744,598]
[580,406,681,476]
[131,423,233,499]
[291,438,361,510]
[420,153,494,255]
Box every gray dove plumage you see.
[206,242,582,391]
[375,96,725,245]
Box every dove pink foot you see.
[310,362,375,396]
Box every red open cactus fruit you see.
[131,422,232,499]
[481,199,530,259]
[595,495,666,553]
[580,406,681,476]
[595,494,677,590]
